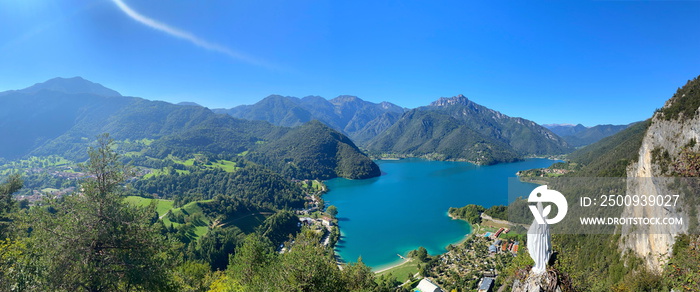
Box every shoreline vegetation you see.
[326,158,549,283]
[371,154,564,167]
[373,206,523,291]
[374,206,516,276]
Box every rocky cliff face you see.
[622,77,700,272]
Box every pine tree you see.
[25,134,175,291]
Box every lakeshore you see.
[373,210,524,292]
[325,158,556,269]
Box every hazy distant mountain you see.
[544,124,588,137]
[213,95,405,145]
[0,77,378,180]
[12,77,122,97]
[544,123,631,147]
[366,95,572,164]
[176,101,202,107]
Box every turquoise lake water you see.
[323,158,558,270]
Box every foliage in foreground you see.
[0,134,386,291]
[227,231,382,292]
[12,134,175,291]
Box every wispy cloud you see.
[110,0,267,67]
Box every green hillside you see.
[366,95,571,164]
[247,120,381,179]
[0,78,379,181]
[566,120,651,176]
[214,94,405,145]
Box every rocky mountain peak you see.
[429,94,470,107]
[330,95,362,105]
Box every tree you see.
[207,273,244,292]
[0,174,22,239]
[341,257,378,291]
[172,260,217,292]
[271,230,344,291]
[448,204,484,225]
[409,246,429,262]
[25,134,175,291]
[0,174,23,290]
[664,234,700,291]
[195,227,243,271]
[318,197,325,211]
[226,229,381,291]
[258,210,300,247]
[326,205,338,218]
[228,233,275,289]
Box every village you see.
[409,212,526,292]
[294,179,338,248]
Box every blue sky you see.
[0,0,699,126]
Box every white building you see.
[416,278,443,292]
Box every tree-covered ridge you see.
[366,95,571,164]
[133,163,306,210]
[658,75,700,121]
[246,120,381,179]
[366,109,521,164]
[213,94,406,145]
[0,78,379,181]
[566,119,651,177]
[545,123,632,147]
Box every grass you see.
[169,155,239,172]
[1,155,72,170]
[164,200,213,238]
[143,168,191,179]
[376,259,420,283]
[139,138,154,146]
[41,188,60,193]
[480,225,498,233]
[123,151,143,157]
[481,219,511,230]
[123,196,174,217]
[224,213,271,234]
[206,160,239,172]
[171,156,196,166]
[125,196,215,239]
[143,169,166,179]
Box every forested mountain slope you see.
[366,95,572,164]
[0,77,378,180]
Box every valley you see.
[2,1,699,290]
[0,75,698,292]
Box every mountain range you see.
[0,77,378,180]
[214,94,580,164]
[2,77,629,168]
[544,123,632,147]
[213,95,406,145]
[365,95,571,164]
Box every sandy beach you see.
[373,258,411,274]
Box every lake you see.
[323,158,558,270]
